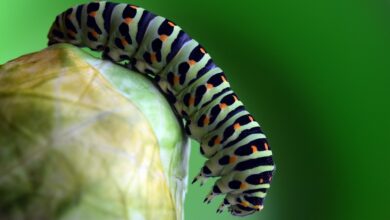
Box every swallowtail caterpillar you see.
[48,1,275,216]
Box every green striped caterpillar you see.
[47,1,275,216]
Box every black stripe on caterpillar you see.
[47,1,275,216]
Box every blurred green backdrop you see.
[1,0,389,220]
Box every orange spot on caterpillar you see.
[221,75,227,82]
[150,53,157,63]
[206,83,214,90]
[249,115,254,122]
[251,145,257,153]
[168,21,175,27]
[241,201,250,207]
[130,5,138,9]
[240,182,247,189]
[189,96,195,106]
[233,95,238,101]
[219,103,227,109]
[124,18,133,24]
[264,143,269,151]
[259,178,264,184]
[233,123,241,130]
[269,176,272,182]
[91,30,99,38]
[121,38,128,46]
[174,75,180,85]
[229,156,237,164]
[200,47,206,54]
[89,11,97,17]
[160,34,169,41]
[214,136,221,145]
[188,59,196,66]
[203,116,210,126]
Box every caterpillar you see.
[47,1,275,216]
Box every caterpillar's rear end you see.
[48,1,275,216]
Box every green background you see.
[0,0,389,219]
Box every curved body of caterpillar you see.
[48,1,275,216]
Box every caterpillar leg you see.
[202,170,244,204]
[216,198,232,213]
